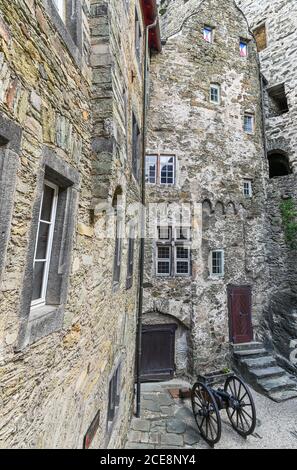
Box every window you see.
[31,181,59,307]
[132,113,141,181]
[267,83,289,116]
[107,364,121,425]
[113,191,123,286]
[210,84,221,104]
[210,250,224,277]
[268,152,292,178]
[145,154,176,185]
[145,155,157,184]
[203,26,213,43]
[17,149,79,350]
[160,156,175,185]
[253,23,267,52]
[126,224,136,289]
[243,113,254,134]
[243,180,253,198]
[240,40,248,57]
[156,226,191,277]
[53,0,65,21]
[135,8,142,66]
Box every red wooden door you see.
[228,286,253,344]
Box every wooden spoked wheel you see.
[224,375,256,437]
[191,382,222,447]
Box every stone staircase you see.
[232,342,297,402]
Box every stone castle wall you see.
[0,0,146,449]
[144,0,268,375]
[238,0,297,372]
[237,0,297,170]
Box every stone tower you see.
[141,0,268,379]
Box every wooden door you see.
[140,324,177,382]
[228,286,253,344]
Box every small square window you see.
[158,226,171,241]
[243,180,253,198]
[210,84,221,104]
[176,227,191,241]
[240,40,248,57]
[203,26,213,43]
[244,114,254,134]
[210,250,224,277]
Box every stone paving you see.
[125,379,297,449]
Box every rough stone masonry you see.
[0,0,161,449]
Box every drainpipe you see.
[135,18,158,418]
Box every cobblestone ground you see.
[125,379,297,449]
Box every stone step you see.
[269,388,297,403]
[241,356,277,369]
[234,348,268,358]
[232,342,264,352]
[251,366,285,379]
[258,375,297,393]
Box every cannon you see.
[191,372,256,448]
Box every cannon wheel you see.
[191,382,222,447]
[224,375,256,437]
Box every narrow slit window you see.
[240,40,248,57]
[203,26,213,43]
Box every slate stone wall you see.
[0,0,144,449]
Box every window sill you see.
[16,304,64,351]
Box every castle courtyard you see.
[126,380,297,450]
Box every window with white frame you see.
[53,0,66,22]
[31,181,59,307]
[243,113,254,134]
[156,226,191,277]
[203,25,213,43]
[243,179,253,198]
[210,250,224,277]
[210,84,221,104]
[145,154,176,185]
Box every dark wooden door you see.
[140,324,177,382]
[228,286,253,344]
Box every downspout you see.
[136,17,158,418]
